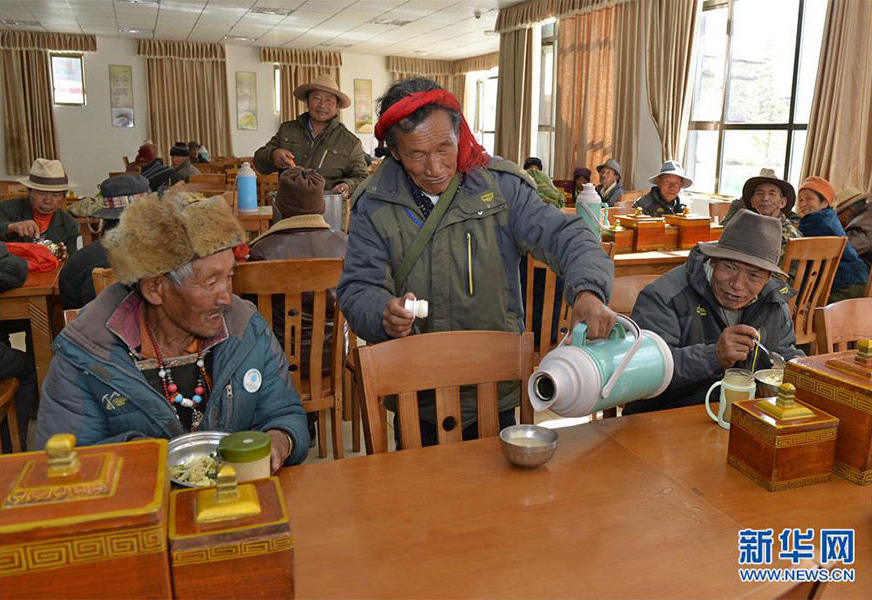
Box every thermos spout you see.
[532,372,556,403]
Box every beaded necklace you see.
[143,317,210,431]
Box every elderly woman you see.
[0,158,79,257]
[36,193,309,470]
[633,161,690,216]
[796,176,868,301]
[337,77,614,445]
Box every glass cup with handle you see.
[705,368,756,430]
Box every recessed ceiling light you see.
[1,19,41,27]
[250,7,294,17]
[123,0,160,5]
[369,18,411,27]
[483,29,498,37]
[320,41,353,48]
[224,36,255,42]
[118,27,153,35]
[414,50,429,56]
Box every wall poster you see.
[236,71,258,130]
[108,65,134,127]
[353,78,373,134]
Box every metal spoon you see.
[754,338,786,369]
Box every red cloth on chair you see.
[4,242,59,272]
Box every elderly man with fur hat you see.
[0,158,80,257]
[36,193,310,469]
[834,186,872,267]
[627,209,803,415]
[254,74,368,204]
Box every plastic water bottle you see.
[237,162,257,212]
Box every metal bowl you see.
[499,425,558,468]
[167,431,228,487]
[755,368,784,398]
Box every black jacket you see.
[59,239,110,309]
[633,186,685,216]
[0,242,28,292]
[626,246,803,414]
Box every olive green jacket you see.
[253,114,368,196]
[0,196,80,255]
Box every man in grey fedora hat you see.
[595,158,624,206]
[626,209,803,414]
[633,160,691,216]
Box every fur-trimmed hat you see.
[103,193,244,284]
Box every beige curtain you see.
[801,0,872,193]
[0,32,96,173]
[554,7,616,179]
[137,40,232,159]
[495,0,623,33]
[494,28,535,164]
[611,0,643,187]
[260,48,342,122]
[386,56,466,107]
[644,0,699,162]
[452,52,499,74]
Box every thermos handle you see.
[601,315,643,400]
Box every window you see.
[684,0,827,195]
[273,65,281,114]
[50,54,85,105]
[471,66,498,156]
[536,21,557,175]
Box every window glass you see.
[690,7,728,122]
[793,0,827,123]
[51,55,85,105]
[274,66,281,114]
[788,130,807,189]
[539,43,554,126]
[720,130,787,198]
[685,130,720,194]
[536,130,552,174]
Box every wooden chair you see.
[179,182,234,195]
[354,330,534,454]
[813,298,872,353]
[620,191,644,204]
[63,309,80,325]
[189,173,226,186]
[257,172,279,205]
[91,268,115,296]
[608,274,660,316]
[600,241,617,259]
[866,263,872,297]
[0,378,21,453]
[780,236,846,352]
[233,259,345,459]
[708,199,732,222]
[342,327,365,453]
[524,255,560,367]
[607,205,632,219]
[195,163,226,174]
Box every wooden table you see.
[0,267,61,389]
[236,205,273,239]
[613,249,690,277]
[280,406,869,598]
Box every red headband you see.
[374,89,489,173]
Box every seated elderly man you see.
[595,159,625,207]
[523,156,565,208]
[626,209,803,415]
[834,186,872,266]
[170,141,200,182]
[633,160,690,216]
[36,193,309,470]
[0,158,79,257]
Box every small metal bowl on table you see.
[499,424,558,468]
[167,431,228,487]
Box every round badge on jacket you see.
[243,368,262,393]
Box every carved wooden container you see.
[664,225,678,250]
[616,211,666,252]
[601,227,634,254]
[169,467,294,599]
[784,340,872,485]
[727,384,838,492]
[663,212,712,249]
[0,436,171,598]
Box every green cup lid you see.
[218,431,271,462]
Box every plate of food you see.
[167,431,229,488]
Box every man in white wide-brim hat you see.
[254,73,368,207]
[0,158,80,256]
[633,160,693,217]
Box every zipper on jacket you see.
[466,232,475,296]
[318,149,328,169]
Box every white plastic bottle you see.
[236,162,258,212]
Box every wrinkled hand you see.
[382,292,416,339]
[568,291,617,341]
[332,182,350,198]
[715,325,758,369]
[7,220,40,239]
[271,148,296,169]
[266,429,292,473]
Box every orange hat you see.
[798,176,835,206]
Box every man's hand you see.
[271,148,296,169]
[266,429,292,473]
[382,292,416,339]
[332,182,350,198]
[715,325,758,369]
[568,291,617,341]
[7,220,40,239]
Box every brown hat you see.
[698,209,786,276]
[741,174,796,214]
[276,167,326,219]
[103,192,244,284]
[293,74,351,109]
[833,186,869,213]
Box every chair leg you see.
[317,408,328,459]
[6,401,21,453]
[351,372,361,453]
[331,397,344,459]
[342,366,352,421]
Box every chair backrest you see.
[524,255,560,364]
[608,205,632,219]
[813,298,872,353]
[257,172,280,205]
[91,268,116,296]
[780,236,846,348]
[189,173,226,186]
[608,274,661,315]
[232,258,344,398]
[600,241,617,259]
[354,330,534,453]
[179,181,233,194]
[708,200,732,221]
[620,191,644,204]
[195,163,226,174]
[552,179,574,195]
[866,263,872,297]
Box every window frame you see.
[472,69,498,156]
[537,23,558,176]
[50,52,86,106]
[686,0,814,194]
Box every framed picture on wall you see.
[354,78,373,134]
[236,71,258,130]
[108,65,134,127]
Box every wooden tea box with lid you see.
[168,466,294,598]
[615,209,666,252]
[664,225,679,250]
[727,383,839,492]
[663,210,712,249]
[600,226,634,254]
[783,339,872,485]
[0,435,172,598]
